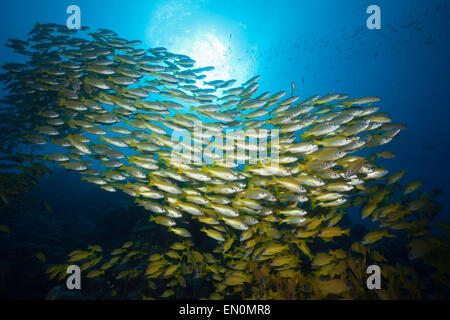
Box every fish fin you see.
[287,202,299,208]
[386,231,396,238]
[300,132,310,141]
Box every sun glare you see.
[188,33,230,81]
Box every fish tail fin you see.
[0,193,9,205]
[270,177,277,186]
[300,132,310,141]
[287,202,299,208]
[176,167,185,174]
[386,231,396,238]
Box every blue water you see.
[0,0,449,299]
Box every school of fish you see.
[0,23,449,300]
